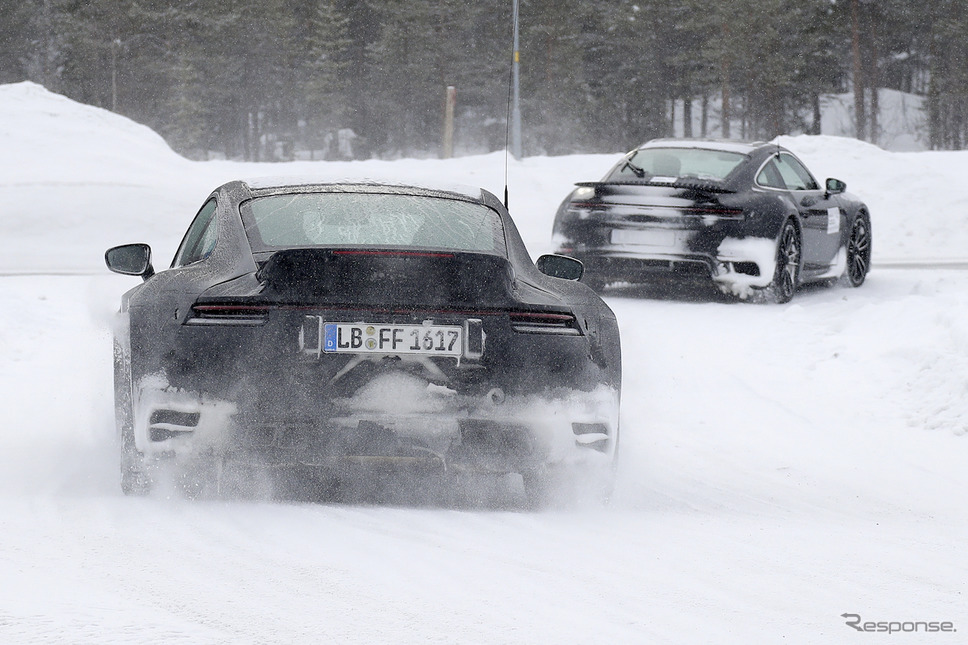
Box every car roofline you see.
[240,177,487,202]
[635,138,771,155]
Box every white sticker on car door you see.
[827,207,840,234]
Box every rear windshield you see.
[241,192,507,255]
[609,147,746,182]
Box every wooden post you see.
[442,86,456,159]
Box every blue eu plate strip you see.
[323,323,337,352]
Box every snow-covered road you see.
[1,269,965,643]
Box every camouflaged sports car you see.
[106,180,621,505]
[552,139,872,303]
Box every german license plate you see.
[323,323,463,356]
[611,228,676,246]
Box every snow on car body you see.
[107,180,621,503]
[552,139,872,302]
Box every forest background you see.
[2,0,966,161]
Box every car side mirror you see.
[825,178,846,195]
[536,254,584,281]
[106,243,154,280]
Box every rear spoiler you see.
[576,180,734,194]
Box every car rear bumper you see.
[132,373,619,474]
[574,250,716,283]
[563,236,777,294]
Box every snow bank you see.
[0,81,187,184]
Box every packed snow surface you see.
[1,82,966,643]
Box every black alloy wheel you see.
[845,216,871,287]
[771,219,801,304]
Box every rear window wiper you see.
[622,158,647,178]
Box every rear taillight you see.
[509,311,582,336]
[185,303,583,337]
[187,304,270,326]
[567,202,604,219]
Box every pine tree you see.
[0,2,43,84]
[8,0,968,155]
[363,0,509,157]
[299,0,352,158]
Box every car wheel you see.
[118,398,152,496]
[119,424,152,496]
[115,340,151,496]
[843,215,871,287]
[770,219,801,304]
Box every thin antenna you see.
[504,69,511,210]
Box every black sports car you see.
[552,139,872,302]
[106,180,621,505]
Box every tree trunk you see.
[701,94,709,137]
[927,38,941,149]
[683,97,693,138]
[669,99,676,138]
[869,9,879,145]
[811,94,821,135]
[851,0,866,141]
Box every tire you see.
[843,215,872,287]
[119,415,151,495]
[115,339,150,496]
[521,469,551,510]
[770,219,801,304]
